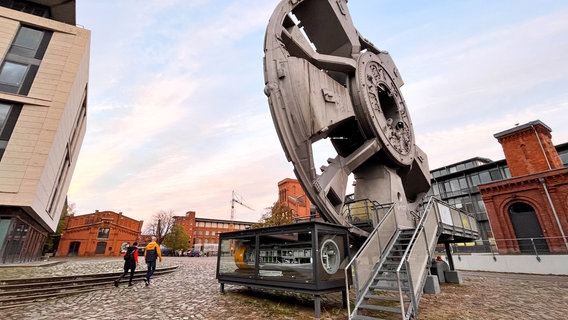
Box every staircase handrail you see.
[344,202,396,318]
[395,196,438,318]
[345,202,396,269]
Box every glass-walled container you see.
[216,221,349,292]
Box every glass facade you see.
[217,222,349,291]
[428,158,510,241]
[0,211,47,263]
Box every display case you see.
[216,221,350,299]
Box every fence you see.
[438,236,568,275]
[443,236,568,257]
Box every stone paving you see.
[1,256,567,320]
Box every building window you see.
[97,227,110,239]
[470,174,481,187]
[0,25,51,95]
[479,171,491,184]
[46,147,71,217]
[69,91,87,154]
[560,151,568,166]
[0,61,28,90]
[489,169,502,181]
[0,0,51,18]
[0,102,22,160]
[501,166,511,179]
[205,230,210,236]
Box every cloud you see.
[69,1,568,228]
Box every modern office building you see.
[426,121,568,250]
[57,210,142,257]
[0,1,89,263]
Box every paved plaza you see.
[1,256,567,319]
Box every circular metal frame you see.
[320,238,340,274]
[264,0,427,230]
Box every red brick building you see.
[57,210,143,257]
[277,178,312,218]
[173,211,253,253]
[480,120,568,253]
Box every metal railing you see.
[393,196,439,318]
[344,203,397,318]
[344,197,480,319]
[342,199,393,227]
[445,236,568,260]
[432,198,479,237]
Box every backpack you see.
[145,247,158,262]
[124,248,135,262]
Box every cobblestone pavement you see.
[1,257,568,320]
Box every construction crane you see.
[230,190,254,220]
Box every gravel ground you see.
[1,257,567,319]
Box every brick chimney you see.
[494,120,563,177]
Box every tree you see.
[43,199,75,254]
[162,225,190,253]
[144,209,176,244]
[251,201,297,228]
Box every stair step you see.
[365,294,410,302]
[379,269,405,273]
[352,315,385,320]
[374,276,408,282]
[359,304,402,314]
[370,285,410,291]
[377,273,407,278]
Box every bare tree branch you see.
[143,209,176,244]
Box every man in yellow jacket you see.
[144,236,162,286]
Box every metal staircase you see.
[345,197,479,320]
[354,229,415,319]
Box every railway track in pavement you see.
[0,265,178,309]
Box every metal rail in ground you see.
[0,266,178,309]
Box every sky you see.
[68,0,568,225]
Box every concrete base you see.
[423,275,441,294]
[444,270,463,284]
[430,260,450,283]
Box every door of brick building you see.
[509,202,549,253]
[68,241,80,256]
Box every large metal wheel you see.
[264,0,430,231]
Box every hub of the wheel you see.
[351,51,415,166]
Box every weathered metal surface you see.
[264,0,431,233]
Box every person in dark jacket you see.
[114,242,139,287]
[143,236,162,286]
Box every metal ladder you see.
[350,229,417,320]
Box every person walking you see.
[144,236,162,286]
[114,242,139,287]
